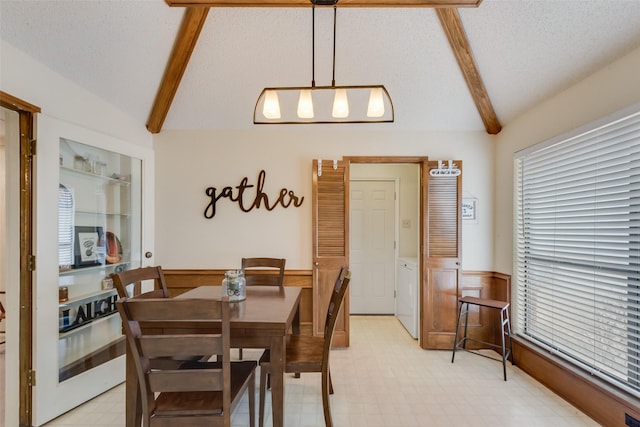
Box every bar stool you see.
[451,296,513,381]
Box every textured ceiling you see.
[2,0,640,133]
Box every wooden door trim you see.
[345,156,428,347]
[0,91,39,427]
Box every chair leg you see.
[259,365,269,427]
[239,347,243,360]
[321,369,333,427]
[328,370,334,395]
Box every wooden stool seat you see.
[451,296,514,381]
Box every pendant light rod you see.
[312,4,316,88]
[332,5,337,87]
[254,0,394,124]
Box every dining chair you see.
[112,265,170,299]
[113,266,209,368]
[238,257,286,360]
[258,266,350,427]
[0,298,5,346]
[241,257,286,287]
[116,296,257,427]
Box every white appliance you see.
[396,257,419,339]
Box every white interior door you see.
[350,180,396,314]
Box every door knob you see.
[145,251,153,259]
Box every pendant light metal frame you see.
[253,3,394,125]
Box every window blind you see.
[58,184,74,267]
[514,107,640,397]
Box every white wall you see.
[153,129,495,270]
[0,41,152,147]
[494,45,640,275]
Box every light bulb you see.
[367,87,385,118]
[297,89,314,118]
[262,90,281,119]
[332,88,349,118]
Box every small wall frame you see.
[462,198,478,222]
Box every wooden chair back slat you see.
[148,370,224,392]
[123,298,224,322]
[323,267,350,341]
[139,335,223,358]
[0,296,5,345]
[112,266,170,299]
[323,267,350,363]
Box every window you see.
[514,105,640,397]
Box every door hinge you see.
[28,255,36,271]
[27,369,36,387]
[28,139,37,157]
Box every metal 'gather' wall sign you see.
[204,169,304,219]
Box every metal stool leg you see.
[451,300,465,363]
[461,302,470,350]
[500,307,507,381]
[505,306,513,366]
[451,296,513,380]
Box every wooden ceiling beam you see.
[166,0,481,7]
[146,7,209,134]
[436,8,501,134]
[150,1,497,135]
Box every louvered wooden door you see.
[312,159,350,347]
[422,160,462,349]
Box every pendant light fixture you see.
[254,1,394,124]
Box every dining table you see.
[124,284,302,427]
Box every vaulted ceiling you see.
[2,0,640,134]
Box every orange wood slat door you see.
[312,159,350,347]
[422,160,462,349]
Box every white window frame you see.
[513,103,640,398]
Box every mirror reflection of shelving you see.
[57,138,142,382]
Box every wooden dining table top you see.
[177,285,301,331]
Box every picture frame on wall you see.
[462,198,478,222]
[74,226,105,268]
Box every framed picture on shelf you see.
[74,226,105,268]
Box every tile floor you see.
[42,316,599,427]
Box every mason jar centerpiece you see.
[221,269,246,302]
